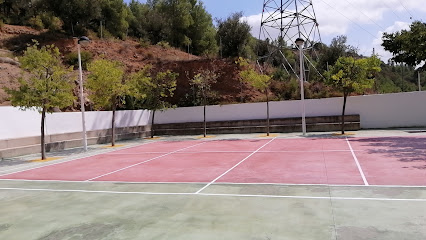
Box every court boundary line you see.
[86,142,207,181]
[1,179,425,188]
[1,187,426,202]
[346,137,369,186]
[104,150,363,155]
[195,138,277,194]
[0,141,157,177]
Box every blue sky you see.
[127,0,426,61]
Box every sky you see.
[128,0,426,61]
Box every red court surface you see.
[1,137,425,186]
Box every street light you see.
[295,38,307,136]
[77,36,90,151]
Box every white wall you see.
[0,108,151,140]
[1,92,425,140]
[155,91,426,129]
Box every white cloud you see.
[371,21,410,61]
[241,14,262,39]
[242,0,425,61]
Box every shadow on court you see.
[351,137,426,164]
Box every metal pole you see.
[298,45,307,136]
[418,71,422,91]
[77,44,88,151]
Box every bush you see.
[157,41,171,49]
[0,20,4,30]
[86,30,99,41]
[99,29,114,40]
[40,13,63,31]
[138,38,151,48]
[64,51,93,70]
[28,16,44,30]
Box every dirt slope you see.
[0,24,262,107]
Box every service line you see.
[86,142,207,181]
[1,187,426,202]
[346,137,369,186]
[195,138,277,194]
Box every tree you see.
[87,59,127,146]
[159,0,193,48]
[4,42,75,160]
[190,69,218,137]
[41,0,102,35]
[216,12,252,58]
[186,0,218,56]
[237,57,272,136]
[382,21,426,71]
[100,0,131,39]
[326,56,381,134]
[129,65,177,138]
[318,35,359,72]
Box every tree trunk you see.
[111,106,116,146]
[203,103,206,138]
[151,110,156,138]
[341,92,348,135]
[203,89,207,138]
[41,107,46,160]
[266,90,270,136]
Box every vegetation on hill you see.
[0,0,425,110]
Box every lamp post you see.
[77,36,90,151]
[418,71,422,91]
[295,38,307,136]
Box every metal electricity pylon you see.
[257,0,322,78]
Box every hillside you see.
[0,24,263,108]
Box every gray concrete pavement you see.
[0,181,425,239]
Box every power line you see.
[396,0,416,20]
[342,0,385,31]
[316,0,378,38]
[381,2,403,21]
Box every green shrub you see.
[157,41,171,49]
[64,51,93,70]
[100,29,114,40]
[28,16,44,30]
[40,13,63,31]
[138,38,151,48]
[86,30,99,41]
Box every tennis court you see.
[0,131,425,239]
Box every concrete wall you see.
[155,91,426,129]
[1,91,425,141]
[0,107,151,140]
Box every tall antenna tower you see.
[258,0,322,76]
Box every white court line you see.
[105,151,253,155]
[0,179,206,184]
[0,141,156,177]
[195,138,277,194]
[86,142,207,181]
[0,179,425,188]
[1,187,426,202]
[105,150,363,155]
[346,138,369,186]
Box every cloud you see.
[243,0,425,38]
[242,0,425,60]
[371,21,410,61]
